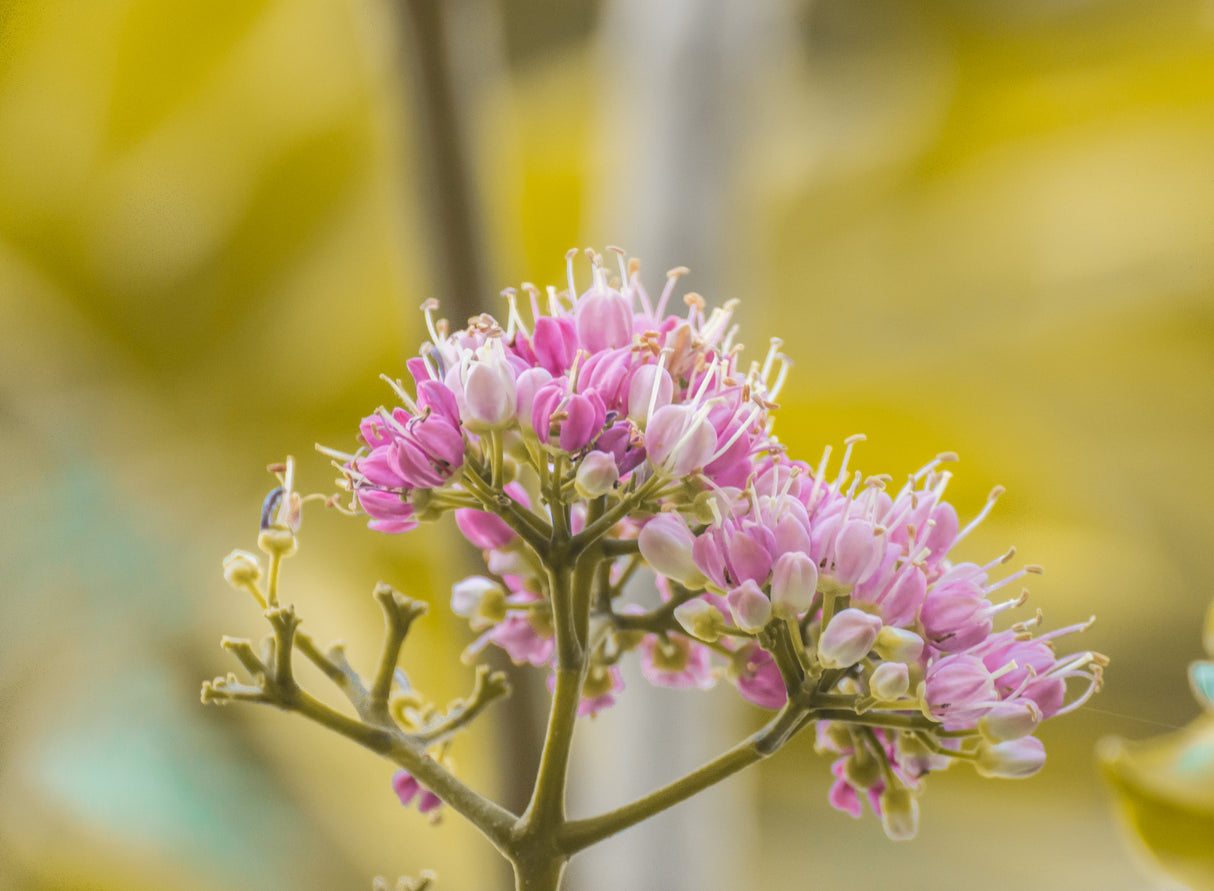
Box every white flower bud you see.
[463,347,517,430]
[727,580,772,633]
[975,736,1046,779]
[451,576,507,629]
[979,700,1042,743]
[874,626,925,663]
[674,598,727,643]
[818,608,883,669]
[639,514,706,588]
[223,550,262,588]
[575,451,619,499]
[869,662,910,700]
[770,552,818,618]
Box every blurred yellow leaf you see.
[1100,718,1214,890]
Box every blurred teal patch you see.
[23,669,352,888]
[1192,661,1214,712]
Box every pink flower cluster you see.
[339,248,1104,833]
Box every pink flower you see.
[454,482,531,549]
[392,770,441,815]
[639,634,715,689]
[531,378,608,453]
[922,654,997,727]
[732,642,787,709]
[465,591,555,667]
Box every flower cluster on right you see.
[335,247,1106,839]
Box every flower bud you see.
[529,316,579,375]
[639,514,706,588]
[770,552,818,617]
[869,662,910,700]
[978,700,1042,743]
[674,598,727,643]
[451,576,507,629]
[879,785,919,840]
[515,367,553,431]
[486,548,531,577]
[463,359,516,430]
[455,508,516,550]
[831,519,883,586]
[975,736,1046,778]
[223,550,262,588]
[576,283,633,352]
[627,363,674,425]
[874,626,925,663]
[818,608,883,669]
[575,451,619,499]
[257,526,297,558]
[727,579,772,633]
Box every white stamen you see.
[566,248,578,297]
[646,350,670,426]
[421,299,443,346]
[807,445,832,511]
[379,374,419,412]
[709,403,762,463]
[955,485,1006,545]
[768,355,792,401]
[546,285,563,317]
[656,267,688,319]
[834,434,866,492]
[760,338,783,383]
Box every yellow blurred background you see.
[2,0,1213,888]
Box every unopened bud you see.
[222,550,262,588]
[575,451,619,499]
[770,552,818,617]
[451,576,507,629]
[674,598,727,643]
[463,353,517,431]
[818,608,882,669]
[879,785,919,840]
[869,662,910,700]
[975,736,1046,779]
[258,527,297,558]
[639,514,706,588]
[979,700,1042,743]
[727,579,772,633]
[874,626,925,663]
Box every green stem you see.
[463,463,552,554]
[561,704,808,853]
[521,664,583,834]
[511,856,568,891]
[286,686,517,851]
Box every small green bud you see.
[874,626,925,663]
[879,785,919,840]
[673,598,727,643]
[222,550,262,588]
[583,663,616,700]
[258,526,297,558]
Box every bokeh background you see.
[2,0,1213,888]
